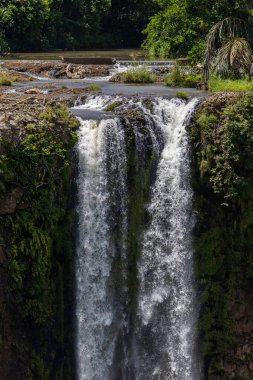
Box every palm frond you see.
[212,37,253,76]
[203,17,248,79]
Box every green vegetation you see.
[104,102,120,112]
[176,90,189,100]
[0,0,156,51]
[86,84,102,91]
[0,104,78,378]
[0,70,18,86]
[121,66,156,83]
[164,66,201,88]
[208,76,253,92]
[0,77,12,86]
[143,0,253,60]
[204,13,253,79]
[190,93,253,378]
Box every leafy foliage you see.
[0,0,156,50]
[190,93,253,377]
[143,0,253,60]
[164,65,201,87]
[0,104,78,378]
[203,15,253,78]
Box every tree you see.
[142,0,253,60]
[203,8,253,78]
[103,0,157,47]
[0,0,52,50]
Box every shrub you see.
[165,65,201,88]
[184,73,202,87]
[165,65,186,87]
[121,66,156,83]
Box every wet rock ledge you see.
[0,59,110,79]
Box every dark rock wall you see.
[0,101,79,379]
[189,92,253,380]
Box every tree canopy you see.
[0,0,252,58]
[0,0,156,51]
[142,0,253,60]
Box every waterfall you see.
[75,96,201,380]
[135,98,199,380]
[76,118,128,380]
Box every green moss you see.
[190,93,253,378]
[0,104,78,378]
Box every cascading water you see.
[135,98,200,380]
[76,117,128,379]
[75,95,201,380]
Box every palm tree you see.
[203,15,253,79]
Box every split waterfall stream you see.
[74,95,202,380]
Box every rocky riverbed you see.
[0,60,110,79]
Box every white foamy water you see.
[75,96,201,380]
[76,117,128,380]
[135,98,200,380]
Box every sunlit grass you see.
[121,66,156,83]
[208,77,253,92]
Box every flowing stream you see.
[75,95,201,380]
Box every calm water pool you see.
[5,49,146,61]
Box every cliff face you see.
[190,92,253,380]
[0,97,79,379]
[1,91,253,379]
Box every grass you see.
[176,90,189,100]
[104,102,120,112]
[86,84,101,91]
[208,77,253,92]
[0,77,12,86]
[121,66,156,83]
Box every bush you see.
[165,65,200,88]
[121,66,156,83]
[165,65,186,86]
[184,73,202,87]
[176,90,189,100]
